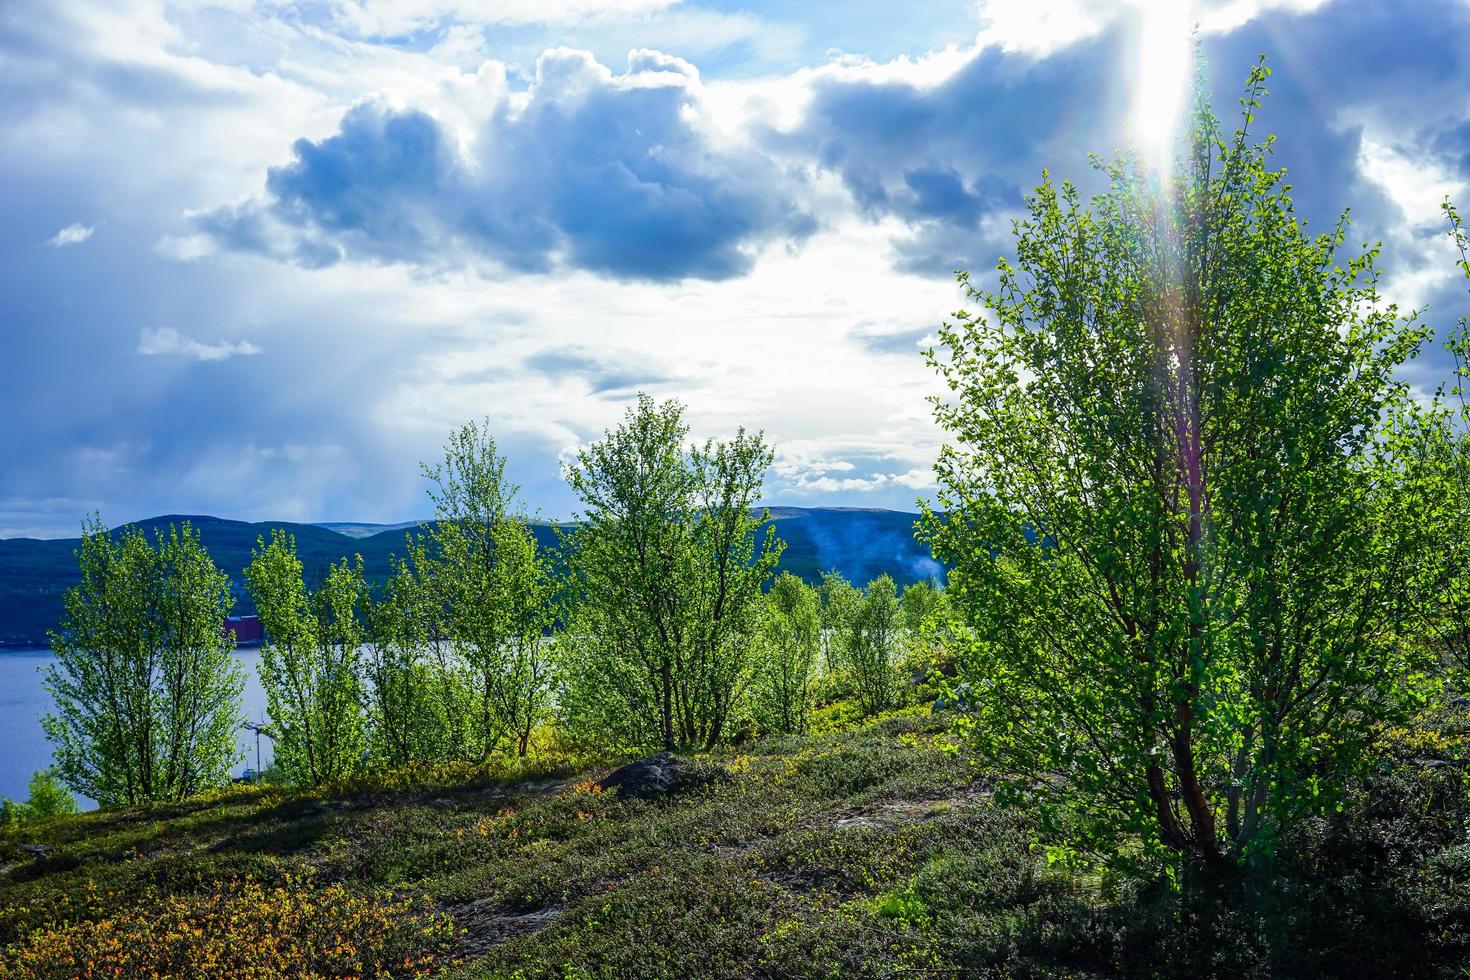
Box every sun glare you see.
[1131,0,1194,177]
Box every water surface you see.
[0,648,273,809]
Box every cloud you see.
[198,48,816,282]
[324,0,681,38]
[972,0,1334,57]
[780,465,935,494]
[522,346,676,394]
[136,327,262,362]
[9,0,1470,540]
[753,31,1123,275]
[772,436,939,497]
[46,221,95,246]
[850,322,938,355]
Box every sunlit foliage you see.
[560,394,784,751]
[245,533,368,787]
[922,65,1442,868]
[44,518,244,806]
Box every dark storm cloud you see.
[764,0,1470,282]
[201,49,816,283]
[765,32,1128,273]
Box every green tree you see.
[898,579,953,689]
[921,66,1433,868]
[44,518,244,807]
[848,575,902,716]
[404,534,477,761]
[1,769,80,824]
[753,573,822,735]
[899,579,945,634]
[486,518,559,757]
[816,571,862,679]
[1419,202,1470,681]
[418,421,557,759]
[362,556,457,766]
[245,532,367,786]
[562,394,784,751]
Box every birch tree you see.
[44,518,244,806]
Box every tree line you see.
[35,395,952,806]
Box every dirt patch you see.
[828,783,989,832]
[454,897,562,957]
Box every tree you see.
[816,571,862,678]
[848,575,902,717]
[562,394,784,751]
[403,534,478,761]
[44,518,244,807]
[1,769,79,824]
[898,579,953,688]
[485,518,559,757]
[753,573,822,735]
[245,532,367,786]
[899,579,945,634]
[362,556,458,766]
[1415,201,1470,681]
[418,420,557,759]
[921,65,1433,869]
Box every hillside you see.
[0,508,942,647]
[2,710,1467,978]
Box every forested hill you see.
[0,507,942,647]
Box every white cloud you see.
[136,327,262,361]
[325,0,681,37]
[974,0,1113,57]
[971,0,1336,59]
[783,467,937,494]
[195,47,814,282]
[1354,135,1469,311]
[1197,0,1334,34]
[46,222,95,246]
[1358,137,1466,229]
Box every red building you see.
[225,615,263,645]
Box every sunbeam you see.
[1130,0,1195,176]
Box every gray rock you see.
[596,752,730,800]
[932,682,974,714]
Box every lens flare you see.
[1130,0,1194,176]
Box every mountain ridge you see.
[0,507,943,647]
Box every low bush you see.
[0,873,457,979]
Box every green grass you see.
[3,710,1470,978]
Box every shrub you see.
[0,874,457,979]
[848,575,903,717]
[0,771,78,825]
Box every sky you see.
[3,0,1470,537]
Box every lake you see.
[0,648,275,809]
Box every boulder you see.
[932,682,974,714]
[596,752,730,800]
